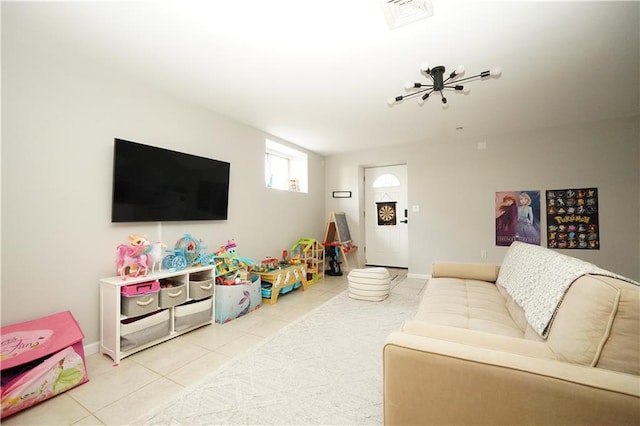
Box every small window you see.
[372,174,400,188]
[265,139,308,192]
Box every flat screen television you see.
[111,138,230,222]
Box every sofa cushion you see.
[596,277,640,374]
[497,285,545,341]
[432,262,500,282]
[547,275,640,375]
[401,320,555,359]
[416,277,523,338]
[495,241,629,338]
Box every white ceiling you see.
[6,1,639,156]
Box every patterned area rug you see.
[136,289,419,425]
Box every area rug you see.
[136,288,419,425]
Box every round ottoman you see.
[347,267,391,301]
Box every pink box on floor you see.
[1,311,89,419]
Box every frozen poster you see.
[495,191,541,246]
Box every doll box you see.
[1,311,89,419]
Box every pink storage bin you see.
[1,311,89,419]
[121,280,160,297]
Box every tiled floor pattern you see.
[4,269,425,425]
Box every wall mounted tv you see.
[111,138,230,222]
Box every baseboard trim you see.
[84,341,100,356]
[407,273,431,280]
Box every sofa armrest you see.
[384,331,640,425]
[432,262,500,282]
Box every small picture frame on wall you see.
[332,191,352,198]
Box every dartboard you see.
[378,205,395,222]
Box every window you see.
[265,139,308,192]
[372,174,400,188]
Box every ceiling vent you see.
[380,0,434,30]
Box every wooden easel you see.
[323,211,359,271]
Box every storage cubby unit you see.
[100,265,215,363]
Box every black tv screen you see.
[111,139,230,222]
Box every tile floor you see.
[3,268,425,425]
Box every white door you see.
[364,165,409,267]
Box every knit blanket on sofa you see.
[496,242,638,338]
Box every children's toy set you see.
[1,311,89,419]
[253,239,323,305]
[115,233,213,280]
[255,263,308,305]
[212,240,262,323]
[289,238,325,282]
[209,237,324,308]
[162,234,210,271]
[3,234,325,418]
[115,234,166,279]
[211,239,255,278]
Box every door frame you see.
[360,162,409,268]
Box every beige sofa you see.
[383,242,640,425]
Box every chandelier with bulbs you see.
[388,63,502,106]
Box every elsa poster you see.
[495,190,541,246]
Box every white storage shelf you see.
[100,265,215,364]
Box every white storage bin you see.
[120,309,170,352]
[174,298,213,332]
[121,293,159,317]
[189,277,214,300]
[158,283,187,308]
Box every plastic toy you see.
[257,257,279,272]
[224,240,238,256]
[115,235,170,278]
[144,241,166,273]
[212,240,255,276]
[125,234,150,276]
[128,234,148,251]
[163,234,210,271]
[116,244,148,280]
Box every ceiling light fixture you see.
[388,63,502,106]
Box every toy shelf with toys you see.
[100,235,261,363]
[100,264,215,364]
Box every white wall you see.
[1,11,326,344]
[325,116,640,281]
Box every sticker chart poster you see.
[546,188,599,249]
[495,191,541,246]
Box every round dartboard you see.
[379,205,395,222]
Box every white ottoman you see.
[347,267,391,301]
